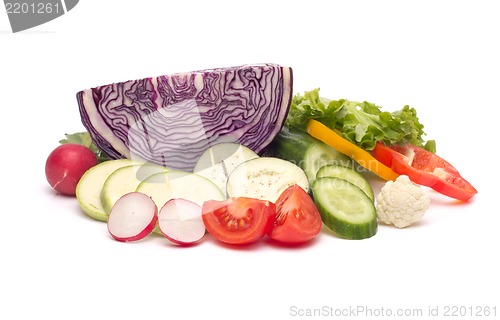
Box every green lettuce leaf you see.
[59,132,110,163]
[285,88,435,152]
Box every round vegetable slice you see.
[158,199,205,246]
[136,170,225,234]
[101,163,168,214]
[312,177,377,240]
[316,164,374,201]
[193,142,259,195]
[107,192,158,242]
[269,184,323,244]
[226,157,309,203]
[202,198,276,245]
[136,171,225,209]
[76,159,143,221]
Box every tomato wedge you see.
[268,184,323,244]
[372,142,477,201]
[202,197,276,245]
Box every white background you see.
[1,1,498,319]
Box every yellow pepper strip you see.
[307,119,399,181]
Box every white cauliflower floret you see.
[376,175,430,228]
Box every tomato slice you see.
[201,197,276,245]
[268,184,323,244]
[372,142,477,201]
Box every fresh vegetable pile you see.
[45,64,478,247]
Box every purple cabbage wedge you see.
[77,64,293,171]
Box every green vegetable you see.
[266,125,351,183]
[60,132,110,163]
[312,177,377,240]
[286,88,435,152]
[316,164,374,201]
[76,159,143,221]
[101,163,169,215]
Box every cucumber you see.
[266,125,351,183]
[316,164,374,201]
[193,142,259,195]
[312,177,377,239]
[226,157,309,202]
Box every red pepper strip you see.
[372,142,477,201]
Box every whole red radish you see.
[45,143,98,196]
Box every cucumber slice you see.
[226,157,309,202]
[316,164,374,201]
[101,163,169,215]
[193,142,259,195]
[76,159,144,221]
[312,177,377,239]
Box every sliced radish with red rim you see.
[158,198,205,245]
[107,192,158,242]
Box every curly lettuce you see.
[59,132,110,163]
[285,88,436,152]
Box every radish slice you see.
[158,199,205,245]
[107,192,158,242]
